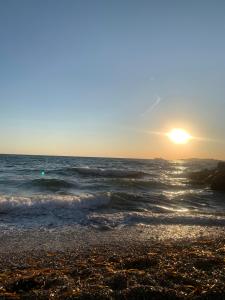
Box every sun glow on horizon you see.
[167,129,192,144]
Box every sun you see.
[167,128,192,144]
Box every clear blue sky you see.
[1,0,225,159]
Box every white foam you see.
[0,193,111,214]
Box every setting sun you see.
[167,129,192,144]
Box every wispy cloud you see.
[141,95,161,116]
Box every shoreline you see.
[1,226,225,299]
[1,223,225,252]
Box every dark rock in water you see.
[217,161,225,172]
[211,172,225,191]
[189,161,225,192]
[188,169,213,185]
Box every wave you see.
[20,178,76,191]
[107,192,148,211]
[1,193,225,229]
[0,192,179,216]
[106,192,194,213]
[0,193,110,215]
[87,211,225,229]
[0,192,149,215]
[107,178,169,189]
[123,212,225,227]
[0,188,218,216]
[62,167,147,178]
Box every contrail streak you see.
[142,96,161,116]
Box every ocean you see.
[0,154,224,232]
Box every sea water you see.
[0,154,224,232]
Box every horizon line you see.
[0,152,223,161]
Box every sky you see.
[0,0,225,159]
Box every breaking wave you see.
[0,193,110,215]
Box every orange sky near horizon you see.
[1,126,224,160]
